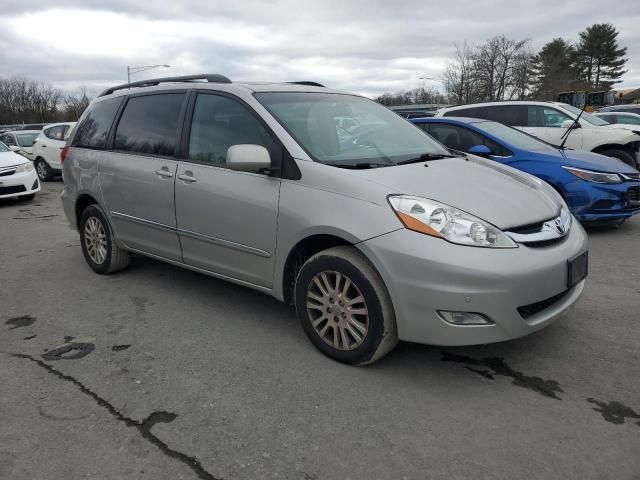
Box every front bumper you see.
[563,180,640,221]
[0,169,40,198]
[358,223,588,346]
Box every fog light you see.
[438,311,492,326]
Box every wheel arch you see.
[75,193,100,229]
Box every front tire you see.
[35,157,54,181]
[79,205,129,274]
[597,148,636,168]
[294,246,397,365]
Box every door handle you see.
[177,172,197,183]
[41,144,47,148]
[155,168,174,178]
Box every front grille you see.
[627,186,640,203]
[0,185,26,195]
[517,290,569,319]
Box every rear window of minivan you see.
[73,97,122,149]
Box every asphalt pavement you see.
[1,181,639,480]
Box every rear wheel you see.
[596,148,636,168]
[35,157,54,181]
[79,205,129,274]
[294,246,397,365]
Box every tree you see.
[528,38,581,99]
[575,23,627,88]
[443,41,479,104]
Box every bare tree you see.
[443,41,479,104]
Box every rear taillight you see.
[60,146,69,164]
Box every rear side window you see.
[73,97,122,148]
[427,123,511,156]
[443,107,486,118]
[114,93,185,157]
[484,105,523,126]
[45,126,65,140]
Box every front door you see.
[99,92,187,261]
[175,92,281,287]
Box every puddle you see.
[5,315,36,330]
[42,342,95,361]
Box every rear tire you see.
[294,246,398,365]
[79,205,129,274]
[35,157,54,181]
[19,194,35,201]
[596,148,636,168]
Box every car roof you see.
[10,130,40,134]
[440,100,563,111]
[42,122,76,129]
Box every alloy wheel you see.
[306,271,369,351]
[36,161,47,180]
[84,216,107,264]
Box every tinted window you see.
[527,106,571,127]
[73,97,122,148]
[188,94,275,168]
[114,93,185,156]
[484,105,523,126]
[426,123,511,156]
[443,107,486,119]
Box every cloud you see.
[0,0,638,97]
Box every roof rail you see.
[287,81,325,88]
[98,73,232,97]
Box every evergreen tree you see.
[575,23,627,88]
[528,38,579,99]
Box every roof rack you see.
[287,81,325,87]
[98,73,232,97]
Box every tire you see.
[597,148,636,168]
[294,246,398,365]
[19,193,35,201]
[79,205,129,274]
[35,157,54,181]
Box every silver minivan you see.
[61,74,588,365]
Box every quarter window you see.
[443,106,486,119]
[484,105,523,126]
[73,97,123,148]
[114,93,185,157]
[527,106,571,127]
[188,94,275,168]
[45,126,65,140]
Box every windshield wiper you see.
[325,162,390,169]
[396,153,457,165]
[559,107,585,150]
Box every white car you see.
[436,101,640,167]
[32,122,76,181]
[0,130,41,162]
[594,111,640,131]
[0,141,40,201]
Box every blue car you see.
[411,117,640,223]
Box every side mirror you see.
[561,119,579,129]
[467,144,492,158]
[226,144,272,173]
[9,145,20,152]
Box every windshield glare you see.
[561,104,610,126]
[16,133,38,147]
[475,121,556,151]
[255,92,450,166]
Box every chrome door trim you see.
[177,228,271,258]
[110,211,176,233]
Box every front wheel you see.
[294,246,397,365]
[597,149,636,168]
[79,205,129,274]
[35,158,54,181]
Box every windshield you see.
[474,121,556,151]
[16,133,38,147]
[561,104,610,126]
[0,141,9,152]
[255,92,450,166]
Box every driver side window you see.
[527,106,571,128]
[188,94,274,169]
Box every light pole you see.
[127,64,171,84]
[419,76,445,110]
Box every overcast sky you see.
[1,0,638,97]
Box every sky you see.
[0,0,638,98]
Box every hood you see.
[540,148,639,174]
[0,150,29,168]
[357,156,561,230]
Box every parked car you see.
[0,140,40,201]
[598,104,640,115]
[411,117,640,223]
[31,122,76,181]
[62,74,588,365]
[594,111,640,129]
[0,130,40,161]
[436,101,640,167]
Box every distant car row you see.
[404,100,640,223]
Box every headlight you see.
[562,166,621,184]
[388,195,517,248]
[14,162,34,173]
